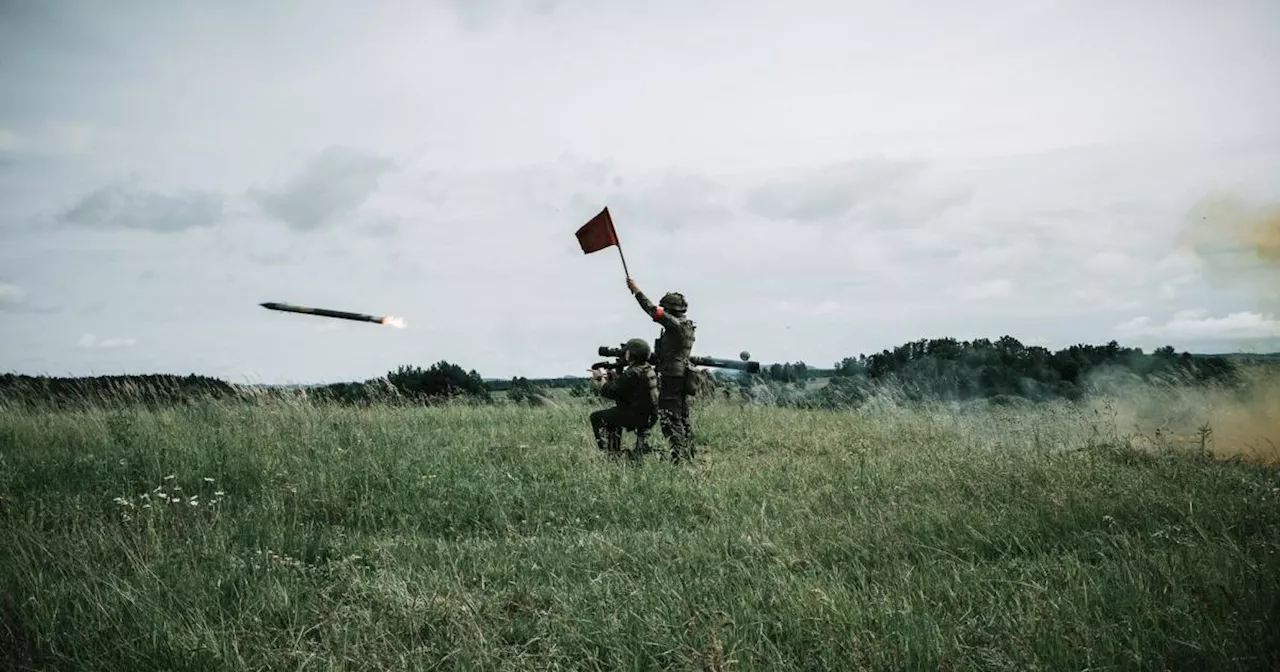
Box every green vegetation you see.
[0,336,1257,413]
[789,337,1238,404]
[2,364,1278,670]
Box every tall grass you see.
[1,374,1278,670]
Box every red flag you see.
[575,207,619,254]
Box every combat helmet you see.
[659,292,688,315]
[624,338,652,362]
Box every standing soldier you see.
[627,278,697,462]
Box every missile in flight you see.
[259,302,406,328]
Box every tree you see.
[386,361,490,401]
[833,357,865,377]
[506,377,547,405]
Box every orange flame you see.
[380,316,407,329]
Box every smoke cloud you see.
[61,182,225,233]
[249,146,398,233]
[1177,192,1280,316]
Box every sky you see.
[2,0,1279,383]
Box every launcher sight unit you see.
[593,344,761,374]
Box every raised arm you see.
[628,279,680,330]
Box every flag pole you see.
[617,242,631,279]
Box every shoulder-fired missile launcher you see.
[593,344,761,374]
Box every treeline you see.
[824,337,1238,402]
[714,339,1255,411]
[487,377,584,392]
[0,337,1263,410]
[0,373,243,408]
[0,362,498,410]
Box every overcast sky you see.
[2,0,1279,383]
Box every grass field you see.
[2,374,1279,670]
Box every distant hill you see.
[1192,352,1280,361]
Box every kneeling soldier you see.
[590,338,659,458]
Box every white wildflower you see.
[204,477,215,483]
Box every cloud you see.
[744,157,929,224]
[603,172,735,232]
[0,282,27,311]
[444,0,571,30]
[1083,250,1132,275]
[1070,287,1142,312]
[959,278,1013,302]
[0,280,60,315]
[4,1,1280,382]
[361,216,401,238]
[77,333,137,349]
[249,146,398,232]
[813,300,841,316]
[1116,309,1280,342]
[248,251,294,266]
[1157,274,1197,301]
[60,181,225,233]
[0,120,124,165]
[48,122,100,155]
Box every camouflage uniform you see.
[591,338,660,458]
[632,290,697,461]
